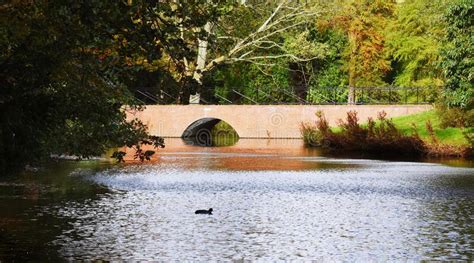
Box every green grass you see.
[328,110,471,146]
[386,110,471,146]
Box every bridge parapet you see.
[127,105,433,139]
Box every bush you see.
[301,111,333,147]
[300,122,321,146]
[302,110,472,158]
[302,111,425,156]
[436,103,474,128]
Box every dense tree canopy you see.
[0,0,172,170]
[439,0,474,109]
[386,0,450,88]
[208,0,471,107]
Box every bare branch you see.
[230,20,307,57]
[198,2,320,75]
[256,1,285,33]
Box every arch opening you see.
[181,118,239,147]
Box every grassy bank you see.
[301,110,473,158]
[388,110,471,146]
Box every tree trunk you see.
[348,86,355,104]
[347,29,357,105]
[190,22,211,104]
[178,85,191,105]
[289,62,308,102]
[348,71,356,104]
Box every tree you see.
[332,0,395,104]
[136,0,322,104]
[306,19,348,104]
[0,0,167,170]
[440,0,474,109]
[123,0,228,104]
[385,0,451,103]
[203,1,340,104]
[210,60,295,104]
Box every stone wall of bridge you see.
[126,105,432,139]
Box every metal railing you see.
[134,86,439,105]
[304,86,439,105]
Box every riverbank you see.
[301,110,473,158]
[389,110,472,146]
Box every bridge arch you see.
[181,117,240,146]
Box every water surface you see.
[1,139,473,261]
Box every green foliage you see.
[210,8,348,105]
[208,0,461,105]
[127,135,165,162]
[386,0,448,88]
[283,31,330,61]
[210,121,239,147]
[341,0,396,87]
[0,1,168,170]
[436,104,474,128]
[306,28,348,103]
[212,61,295,104]
[306,64,348,103]
[439,0,474,109]
[111,151,127,163]
[318,0,396,103]
[211,121,239,137]
[300,111,330,146]
[201,1,334,104]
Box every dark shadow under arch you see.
[181,118,239,146]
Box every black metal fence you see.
[135,86,439,105]
[303,86,439,105]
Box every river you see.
[0,139,473,261]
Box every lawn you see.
[387,110,471,146]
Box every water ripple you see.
[51,157,474,261]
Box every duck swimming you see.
[195,208,213,215]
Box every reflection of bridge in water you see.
[127,105,432,139]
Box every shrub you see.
[300,111,335,147]
[300,122,321,146]
[424,120,473,158]
[436,103,474,128]
[302,111,426,156]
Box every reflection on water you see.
[182,133,239,147]
[0,139,473,261]
[182,119,240,147]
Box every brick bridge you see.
[127,105,432,139]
